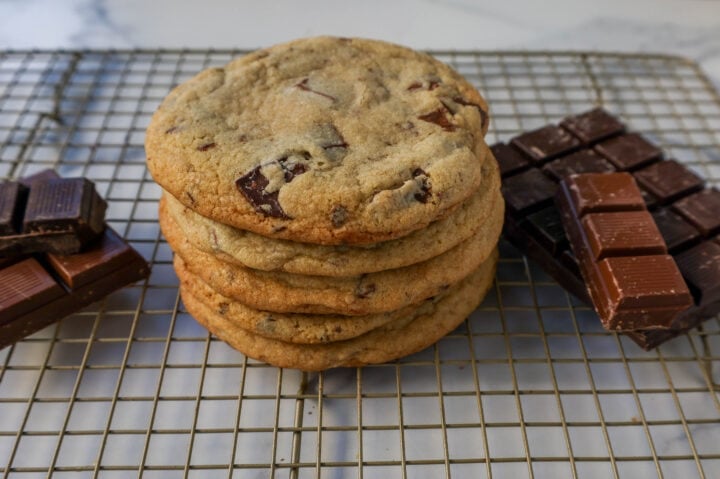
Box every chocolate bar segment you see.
[497,108,720,348]
[542,150,615,181]
[525,207,568,256]
[567,173,646,216]
[559,107,626,144]
[491,143,530,177]
[501,168,557,215]
[557,173,693,330]
[0,227,150,349]
[582,211,667,260]
[511,125,581,163]
[0,258,65,321]
[651,208,701,253]
[0,173,107,256]
[594,133,662,171]
[675,241,720,307]
[633,160,703,205]
[672,189,720,236]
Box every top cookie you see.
[146,36,490,244]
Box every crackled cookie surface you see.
[146,36,489,244]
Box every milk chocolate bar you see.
[496,108,720,348]
[0,171,106,256]
[556,173,693,330]
[0,227,149,349]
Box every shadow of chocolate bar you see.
[0,227,149,349]
[496,108,720,349]
[0,170,106,256]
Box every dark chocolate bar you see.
[556,173,693,330]
[0,171,107,257]
[0,227,149,348]
[496,107,720,348]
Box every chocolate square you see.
[633,160,703,204]
[491,143,530,177]
[510,125,581,163]
[652,208,701,253]
[595,133,662,171]
[502,168,558,216]
[675,241,720,306]
[542,150,616,181]
[672,189,720,236]
[0,182,27,235]
[582,211,666,260]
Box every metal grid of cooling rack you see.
[0,49,719,479]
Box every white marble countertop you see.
[2,0,720,87]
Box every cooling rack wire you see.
[0,49,719,479]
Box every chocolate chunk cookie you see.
[162,154,501,276]
[146,36,490,244]
[177,257,450,344]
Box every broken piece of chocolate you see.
[557,173,693,330]
[0,171,106,256]
[0,227,149,349]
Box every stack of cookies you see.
[146,37,503,370]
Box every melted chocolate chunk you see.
[235,167,288,219]
[652,208,701,253]
[331,205,348,228]
[676,241,720,306]
[295,78,336,101]
[412,168,432,203]
[355,281,376,299]
[197,142,216,152]
[407,80,440,91]
[322,141,349,150]
[418,108,455,132]
[278,159,308,182]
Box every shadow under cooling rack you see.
[0,50,719,479]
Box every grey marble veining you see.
[1,0,719,87]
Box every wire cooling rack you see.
[0,50,719,479]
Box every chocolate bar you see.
[0,227,149,349]
[496,108,720,348]
[0,171,106,257]
[556,173,693,330]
